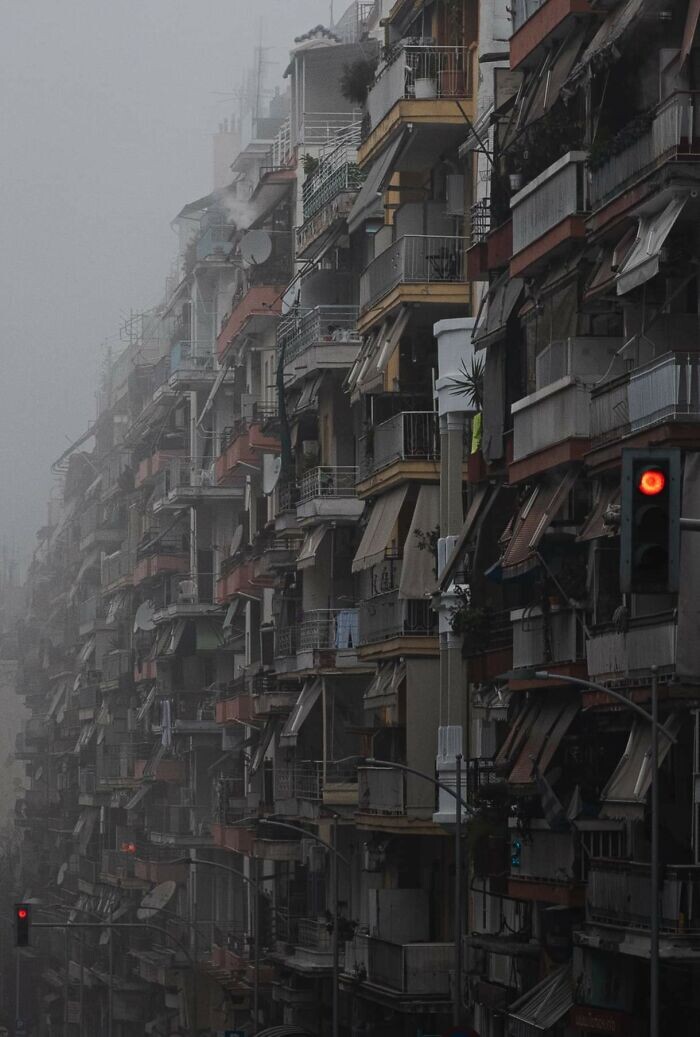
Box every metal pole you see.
[79,926,84,1037]
[15,948,20,1035]
[454,753,462,1027]
[108,908,113,1037]
[253,856,260,1036]
[64,927,69,1036]
[332,816,339,1037]
[650,665,659,1037]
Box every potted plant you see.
[340,58,378,107]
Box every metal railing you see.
[345,933,452,994]
[277,609,360,656]
[587,860,700,934]
[299,111,363,147]
[470,197,491,245]
[297,917,333,951]
[358,766,405,814]
[358,591,437,644]
[359,410,439,477]
[274,760,359,802]
[101,547,135,586]
[367,43,473,130]
[590,92,700,207]
[302,127,364,222]
[298,466,358,503]
[101,649,132,683]
[511,152,587,256]
[277,305,360,365]
[359,234,467,312]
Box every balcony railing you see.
[358,766,405,814]
[274,760,359,802]
[470,197,491,245]
[367,43,474,131]
[586,615,676,682]
[101,649,132,683]
[359,235,467,313]
[590,92,700,208]
[358,591,437,645]
[511,151,587,258]
[591,352,700,445]
[509,820,626,886]
[511,607,581,670]
[360,410,440,478]
[101,548,135,588]
[302,125,364,222]
[298,111,363,147]
[276,609,360,656]
[277,305,360,366]
[298,467,358,504]
[587,860,700,934]
[345,933,452,995]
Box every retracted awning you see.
[364,660,405,708]
[601,714,680,817]
[508,695,580,786]
[77,635,96,667]
[439,483,491,591]
[47,679,69,719]
[398,484,440,599]
[73,807,98,853]
[507,965,573,1035]
[577,480,620,541]
[352,485,409,572]
[297,525,330,571]
[347,131,407,235]
[565,0,646,88]
[196,360,231,429]
[360,307,410,391]
[125,784,152,812]
[473,271,523,350]
[617,196,687,295]
[293,374,325,413]
[498,469,578,579]
[279,679,323,748]
[250,717,278,776]
[136,684,157,723]
[195,618,225,651]
[520,28,587,130]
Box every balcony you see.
[510,152,587,277]
[275,609,362,672]
[78,594,108,636]
[212,821,256,856]
[359,235,468,329]
[344,934,452,1000]
[462,609,513,683]
[358,410,440,494]
[216,693,253,725]
[275,759,359,808]
[251,673,298,718]
[295,467,363,526]
[586,860,700,937]
[148,805,212,846]
[510,0,593,70]
[358,766,405,816]
[586,614,677,685]
[134,847,189,885]
[590,92,700,210]
[215,421,280,486]
[152,458,244,512]
[79,502,124,551]
[217,284,285,363]
[216,557,272,603]
[360,43,475,168]
[278,305,361,388]
[508,818,626,906]
[358,591,437,659]
[133,550,188,586]
[101,548,135,591]
[254,535,305,578]
[297,130,365,256]
[100,649,132,686]
[590,351,700,449]
[78,683,100,721]
[511,607,582,673]
[135,447,186,488]
[100,849,146,888]
[133,756,186,783]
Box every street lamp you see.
[515,665,677,1037]
[364,755,472,1028]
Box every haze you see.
[0,0,330,567]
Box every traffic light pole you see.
[650,666,659,1037]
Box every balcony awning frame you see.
[352,485,409,573]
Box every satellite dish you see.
[137,880,177,920]
[240,229,272,267]
[57,862,68,886]
[230,524,244,555]
[134,600,156,633]
[262,454,282,496]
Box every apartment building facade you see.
[11,2,700,1037]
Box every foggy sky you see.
[0,0,332,569]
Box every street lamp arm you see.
[257,818,350,866]
[364,757,474,816]
[534,671,678,744]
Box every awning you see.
[106,590,128,626]
[125,784,152,812]
[223,598,243,631]
[348,131,407,235]
[601,714,680,817]
[346,326,381,395]
[398,484,440,599]
[279,678,323,748]
[169,620,188,655]
[565,0,646,88]
[617,196,687,295]
[74,722,96,753]
[250,717,278,776]
[47,679,69,719]
[577,480,620,541]
[151,623,173,659]
[77,635,96,667]
[293,374,324,413]
[365,307,410,388]
[196,618,225,651]
[73,807,98,853]
[196,359,231,429]
[136,684,157,723]
[508,694,580,785]
[297,525,330,570]
[439,484,492,590]
[255,1027,312,1037]
[364,660,406,708]
[682,0,700,64]
[499,470,578,579]
[459,103,494,155]
[473,271,523,350]
[352,485,409,572]
[583,228,637,301]
[507,965,573,1035]
[514,27,587,135]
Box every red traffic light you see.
[17,908,27,920]
[637,468,666,496]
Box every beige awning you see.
[279,678,323,748]
[352,485,408,572]
[601,714,680,817]
[499,470,578,578]
[297,525,330,570]
[398,484,440,600]
[508,695,580,785]
[439,483,492,590]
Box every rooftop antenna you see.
[330,1,334,28]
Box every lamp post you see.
[365,756,472,1027]
[530,666,676,1037]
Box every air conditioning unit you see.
[437,535,459,579]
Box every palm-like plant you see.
[445,354,484,411]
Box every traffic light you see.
[620,449,681,594]
[15,904,30,947]
[511,839,522,869]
